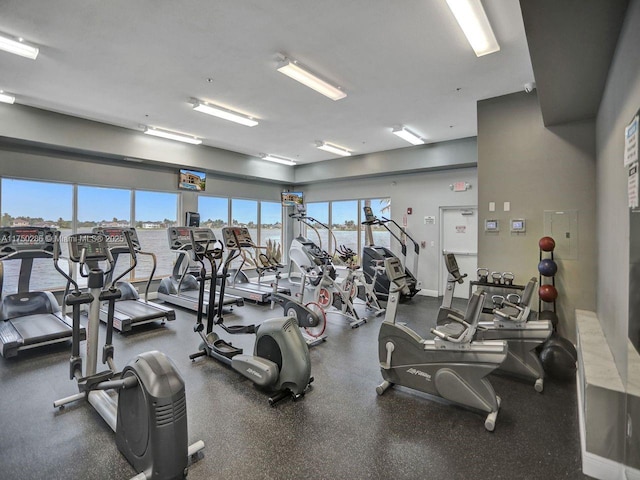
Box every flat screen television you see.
[178,169,206,191]
[281,191,303,207]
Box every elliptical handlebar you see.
[109,229,138,289]
[53,231,81,293]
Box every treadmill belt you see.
[12,313,73,345]
[113,300,167,321]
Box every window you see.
[231,199,258,268]
[0,179,73,293]
[331,200,359,259]
[134,191,178,280]
[260,201,283,261]
[198,196,229,241]
[78,186,131,282]
[304,202,329,252]
[361,198,391,250]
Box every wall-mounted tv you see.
[178,169,206,191]
[281,191,303,207]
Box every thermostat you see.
[485,219,499,232]
[510,219,526,233]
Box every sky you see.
[1,178,389,225]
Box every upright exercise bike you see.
[53,231,204,479]
[188,227,313,406]
[376,256,507,431]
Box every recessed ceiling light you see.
[391,125,425,145]
[0,33,39,59]
[0,90,15,104]
[316,141,352,157]
[259,153,297,166]
[445,0,500,57]
[191,99,258,127]
[277,56,346,101]
[143,127,202,145]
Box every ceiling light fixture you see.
[316,141,352,157]
[143,127,202,145]
[277,56,346,101]
[259,154,297,166]
[192,99,258,127]
[0,90,16,104]
[445,0,500,57]
[0,33,39,59]
[391,125,425,145]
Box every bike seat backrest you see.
[520,277,537,306]
[459,290,486,342]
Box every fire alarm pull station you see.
[407,208,412,215]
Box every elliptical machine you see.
[188,227,314,406]
[221,226,327,347]
[53,231,204,480]
[438,253,552,392]
[377,256,507,431]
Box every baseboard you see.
[577,375,628,480]
[627,467,640,480]
[417,289,438,297]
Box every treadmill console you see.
[0,227,56,257]
[68,233,110,262]
[168,227,194,250]
[93,227,141,252]
[221,227,254,249]
[190,228,217,253]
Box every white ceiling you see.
[0,0,534,165]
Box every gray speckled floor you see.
[0,296,587,480]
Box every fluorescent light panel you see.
[192,100,258,127]
[392,126,424,145]
[144,127,202,145]
[277,58,346,101]
[445,0,500,57]
[316,141,351,157]
[260,154,296,166]
[0,33,39,59]
[0,91,15,104]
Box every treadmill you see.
[0,226,86,358]
[92,227,176,332]
[157,227,244,312]
[220,226,290,303]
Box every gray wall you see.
[294,137,477,184]
[0,103,294,184]
[477,91,597,341]
[299,167,478,296]
[596,0,640,383]
[595,2,640,470]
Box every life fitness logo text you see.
[407,368,432,381]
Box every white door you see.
[440,207,478,299]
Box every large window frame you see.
[303,198,391,263]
